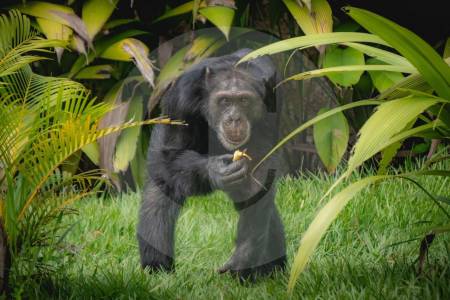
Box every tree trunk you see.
[0,220,10,295]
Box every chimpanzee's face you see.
[205,68,266,151]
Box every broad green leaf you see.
[35,17,72,42]
[12,1,91,44]
[252,99,381,174]
[322,45,365,86]
[74,64,113,79]
[378,142,402,175]
[288,175,388,292]
[378,73,430,100]
[114,96,144,172]
[280,64,412,85]
[343,42,415,70]
[82,0,118,40]
[192,0,202,26]
[238,33,389,64]
[347,97,440,175]
[36,17,72,61]
[184,33,223,62]
[198,6,235,40]
[69,33,87,55]
[81,142,99,165]
[283,0,332,35]
[68,29,147,77]
[377,117,417,175]
[313,108,349,173]
[100,38,154,87]
[366,58,404,92]
[153,1,196,23]
[100,38,146,61]
[129,132,146,188]
[345,6,450,100]
[444,38,450,59]
[381,122,444,152]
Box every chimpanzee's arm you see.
[147,124,248,201]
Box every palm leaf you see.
[345,6,450,99]
[237,33,389,64]
[288,175,389,292]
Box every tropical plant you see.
[0,10,181,294]
[238,6,450,293]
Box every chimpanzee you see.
[137,49,286,280]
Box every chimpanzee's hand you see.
[207,154,248,190]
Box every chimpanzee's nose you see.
[225,115,241,126]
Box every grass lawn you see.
[32,165,450,299]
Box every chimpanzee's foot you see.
[137,234,174,272]
[218,255,286,282]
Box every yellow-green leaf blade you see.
[288,175,389,292]
[313,108,349,173]
[238,32,389,64]
[198,6,235,40]
[322,45,365,86]
[82,0,119,40]
[345,6,450,99]
[347,96,440,175]
[283,0,332,35]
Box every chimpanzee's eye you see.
[220,98,231,106]
[240,98,249,105]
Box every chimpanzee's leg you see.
[219,174,286,280]
[137,179,183,272]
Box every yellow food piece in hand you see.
[232,149,252,161]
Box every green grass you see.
[23,165,450,299]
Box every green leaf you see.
[0,11,66,78]
[280,64,412,85]
[68,29,147,77]
[366,58,404,92]
[345,6,450,99]
[113,96,144,172]
[343,42,415,70]
[283,0,332,35]
[288,175,388,292]
[81,142,99,165]
[129,130,148,189]
[153,1,195,23]
[252,99,381,174]
[347,97,440,175]
[322,45,365,86]
[36,17,72,61]
[377,117,417,175]
[238,32,388,64]
[313,108,349,173]
[82,0,119,40]
[378,73,430,100]
[12,1,91,44]
[378,142,402,175]
[74,64,113,79]
[444,38,450,59]
[100,38,154,87]
[198,6,235,40]
[184,32,223,62]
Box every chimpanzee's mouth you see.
[225,135,246,145]
[218,130,250,150]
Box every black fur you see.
[137,49,286,280]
